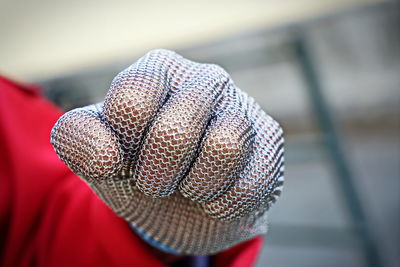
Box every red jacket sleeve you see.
[0,76,263,267]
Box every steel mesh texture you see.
[50,49,284,254]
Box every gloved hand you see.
[50,49,284,255]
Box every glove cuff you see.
[130,223,180,254]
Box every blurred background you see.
[1,0,399,266]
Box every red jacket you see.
[0,76,263,267]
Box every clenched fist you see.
[50,50,284,254]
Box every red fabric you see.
[0,76,263,267]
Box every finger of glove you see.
[103,49,183,163]
[179,108,254,203]
[50,104,122,180]
[204,93,285,221]
[135,65,230,197]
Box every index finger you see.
[103,49,183,164]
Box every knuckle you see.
[204,185,255,220]
[203,99,285,220]
[135,102,203,197]
[203,64,231,82]
[179,110,254,203]
[200,99,285,220]
[146,49,181,61]
[103,52,176,159]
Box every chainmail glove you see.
[50,49,284,255]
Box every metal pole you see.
[293,33,383,267]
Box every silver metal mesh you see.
[50,49,284,254]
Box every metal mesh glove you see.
[50,49,284,255]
